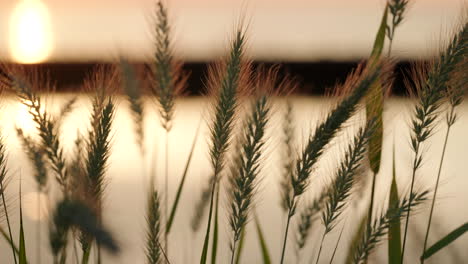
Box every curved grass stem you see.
[400,145,420,263]
[421,122,452,264]
[315,233,326,264]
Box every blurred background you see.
[0,0,463,94]
[0,1,467,263]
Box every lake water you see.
[0,95,467,263]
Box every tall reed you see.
[279,65,382,264]
[421,55,467,263]
[200,26,247,264]
[401,20,468,262]
[0,133,16,264]
[79,66,117,263]
[151,2,187,249]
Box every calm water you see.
[0,95,467,263]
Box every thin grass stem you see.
[0,138,16,264]
[420,125,450,264]
[315,233,326,264]
[0,181,16,264]
[279,207,292,264]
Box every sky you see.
[0,0,464,62]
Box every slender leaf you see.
[254,215,271,264]
[365,3,388,255]
[421,222,468,260]
[19,184,27,264]
[166,120,201,234]
[370,3,389,60]
[388,143,402,264]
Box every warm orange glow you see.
[9,0,53,64]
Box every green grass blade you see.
[234,228,246,264]
[388,142,402,264]
[199,195,213,264]
[210,189,220,264]
[370,3,388,60]
[421,222,468,261]
[367,2,388,177]
[254,214,271,264]
[19,183,27,264]
[166,120,201,234]
[365,2,388,247]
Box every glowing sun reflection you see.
[9,0,53,64]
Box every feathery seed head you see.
[151,1,187,131]
[146,189,161,264]
[287,64,382,216]
[322,119,376,234]
[227,92,271,243]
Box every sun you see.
[9,0,53,64]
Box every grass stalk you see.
[0,135,17,264]
[316,120,376,264]
[1,181,16,264]
[401,21,467,262]
[365,1,388,237]
[151,2,187,252]
[421,73,467,263]
[279,65,382,264]
[420,125,450,263]
[211,187,220,264]
[329,221,346,264]
[199,27,246,264]
[164,130,169,253]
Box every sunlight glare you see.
[9,0,53,64]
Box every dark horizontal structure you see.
[1,61,417,96]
